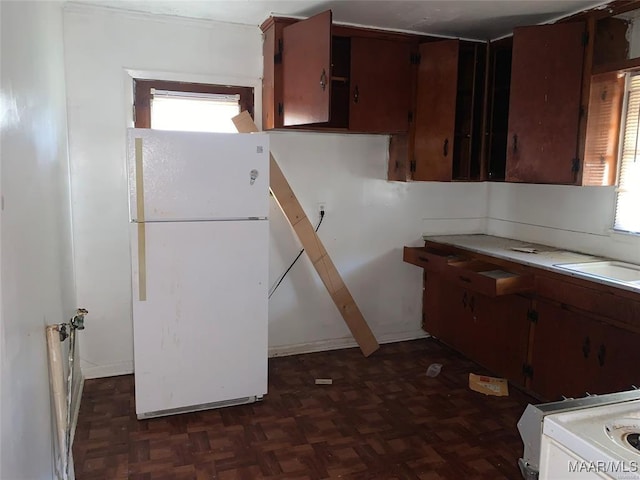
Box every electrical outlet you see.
[317,202,326,218]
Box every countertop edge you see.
[421,234,640,296]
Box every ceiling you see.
[71,0,608,40]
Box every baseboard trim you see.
[81,332,430,379]
[268,330,428,358]
[81,360,133,379]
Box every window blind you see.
[583,72,624,186]
[614,74,640,234]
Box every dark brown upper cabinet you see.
[506,22,586,184]
[349,37,412,133]
[282,11,332,126]
[412,40,486,181]
[261,11,416,134]
[413,40,459,181]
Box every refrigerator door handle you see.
[137,223,147,301]
[135,137,147,301]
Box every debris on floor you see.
[426,363,442,377]
[469,373,509,396]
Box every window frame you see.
[613,71,640,235]
[133,79,254,129]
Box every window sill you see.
[609,228,640,239]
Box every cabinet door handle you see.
[418,256,429,262]
[469,295,475,313]
[513,134,518,153]
[459,276,471,283]
[598,344,606,367]
[353,85,359,104]
[320,69,327,91]
[582,336,591,358]
[462,291,468,308]
[443,138,449,157]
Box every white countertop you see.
[422,234,640,294]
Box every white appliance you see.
[519,390,640,480]
[540,399,640,479]
[127,128,269,419]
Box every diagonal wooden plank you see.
[232,111,379,357]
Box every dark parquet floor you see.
[73,338,535,480]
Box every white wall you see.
[1,1,76,478]
[63,5,487,377]
[487,183,640,264]
[267,132,487,354]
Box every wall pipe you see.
[56,308,87,480]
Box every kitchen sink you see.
[555,260,640,285]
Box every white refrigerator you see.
[126,128,269,419]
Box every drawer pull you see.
[462,291,468,308]
[459,276,471,283]
[418,256,429,262]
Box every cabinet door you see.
[423,272,466,345]
[349,37,412,133]
[413,40,459,181]
[424,273,530,384]
[506,22,585,184]
[282,10,332,126]
[423,272,447,338]
[470,293,530,385]
[593,325,640,394]
[530,301,601,400]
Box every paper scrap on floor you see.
[469,373,509,396]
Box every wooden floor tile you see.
[73,339,533,479]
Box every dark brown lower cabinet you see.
[529,301,599,400]
[594,324,640,394]
[411,243,640,401]
[530,301,640,400]
[423,272,530,386]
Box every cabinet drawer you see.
[403,246,467,272]
[536,275,640,329]
[447,260,534,296]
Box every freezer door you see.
[127,129,269,222]
[130,220,268,416]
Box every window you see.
[133,79,253,132]
[614,73,640,234]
